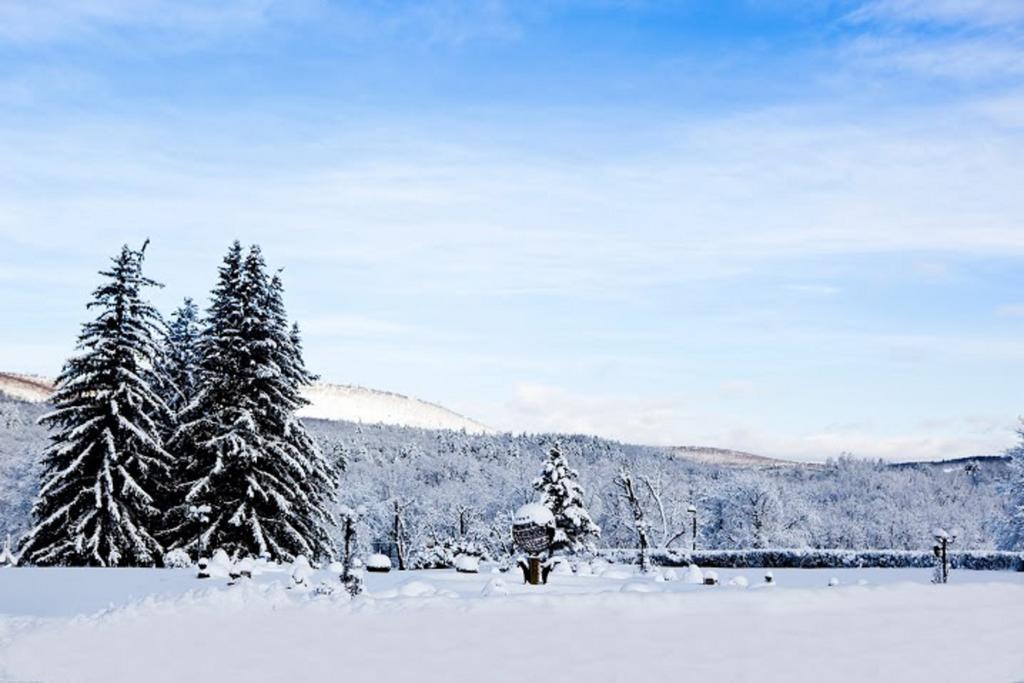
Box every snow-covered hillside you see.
[298,383,493,434]
[0,373,52,403]
[0,371,493,434]
[668,445,809,469]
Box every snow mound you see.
[600,567,633,580]
[728,576,749,588]
[621,581,661,593]
[398,581,438,598]
[662,568,679,582]
[481,578,511,597]
[684,564,704,584]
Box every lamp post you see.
[187,504,212,563]
[687,504,698,552]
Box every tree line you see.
[6,241,1024,567]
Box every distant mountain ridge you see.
[667,445,811,469]
[0,371,494,435]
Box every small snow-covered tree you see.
[615,467,652,573]
[533,443,600,553]
[167,243,337,561]
[156,297,201,415]
[999,428,1024,551]
[20,243,172,566]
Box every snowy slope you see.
[0,373,52,403]
[0,371,493,434]
[667,445,810,469]
[297,383,493,434]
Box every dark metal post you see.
[688,505,697,552]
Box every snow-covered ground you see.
[1,564,1022,682]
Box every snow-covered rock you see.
[728,576,749,588]
[662,568,679,582]
[828,577,840,587]
[703,570,719,586]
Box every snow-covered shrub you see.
[594,548,1024,571]
[412,537,487,569]
[366,553,392,572]
[453,554,480,573]
[162,549,192,569]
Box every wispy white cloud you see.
[850,0,1024,28]
[0,0,280,45]
[491,382,1015,462]
[995,304,1024,318]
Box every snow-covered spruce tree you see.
[532,443,600,553]
[20,243,171,566]
[999,427,1024,551]
[155,297,201,415]
[167,243,337,561]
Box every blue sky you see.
[2,0,1024,461]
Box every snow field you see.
[1,564,1023,682]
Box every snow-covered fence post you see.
[688,504,698,552]
[932,528,957,584]
[186,504,211,563]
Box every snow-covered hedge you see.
[596,548,1024,571]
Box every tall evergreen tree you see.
[167,243,336,561]
[21,243,171,566]
[999,426,1024,551]
[156,298,201,416]
[532,443,600,553]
